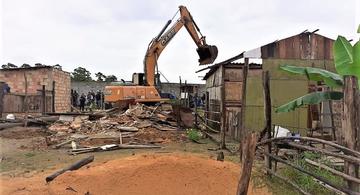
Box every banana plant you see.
[275,26,359,113]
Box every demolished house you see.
[0,65,71,115]
[201,30,340,140]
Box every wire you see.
[170,9,180,21]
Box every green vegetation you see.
[275,91,343,113]
[24,152,36,158]
[280,152,344,194]
[186,128,202,142]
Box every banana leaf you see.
[334,36,360,86]
[279,65,343,87]
[275,91,343,113]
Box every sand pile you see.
[1,153,270,195]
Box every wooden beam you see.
[257,136,360,158]
[305,158,360,184]
[220,65,226,149]
[46,155,94,183]
[23,72,28,127]
[266,152,359,195]
[262,71,272,174]
[287,142,360,165]
[237,133,257,195]
[239,58,249,158]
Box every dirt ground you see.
[1,153,270,195]
[0,125,274,195]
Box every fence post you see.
[237,133,257,195]
[262,71,272,174]
[23,72,29,127]
[52,81,55,112]
[194,87,198,128]
[342,75,360,192]
[220,65,226,149]
[239,58,249,158]
[42,85,46,115]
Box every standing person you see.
[79,93,86,111]
[86,91,93,108]
[95,90,101,109]
[73,90,78,107]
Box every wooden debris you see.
[45,155,94,182]
[68,144,161,155]
[116,126,139,132]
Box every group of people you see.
[71,90,105,111]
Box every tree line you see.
[71,67,118,82]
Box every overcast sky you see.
[0,0,359,83]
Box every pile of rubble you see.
[46,103,188,155]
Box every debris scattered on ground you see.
[42,103,188,154]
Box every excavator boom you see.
[144,5,218,86]
[104,5,217,106]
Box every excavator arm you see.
[143,5,218,86]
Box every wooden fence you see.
[1,92,53,114]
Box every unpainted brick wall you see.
[52,69,71,112]
[0,67,71,112]
[0,68,52,94]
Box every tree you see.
[71,67,93,81]
[105,75,117,82]
[21,63,31,68]
[95,72,106,82]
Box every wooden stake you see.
[23,72,28,127]
[220,65,226,149]
[262,71,272,174]
[239,58,249,158]
[237,133,257,195]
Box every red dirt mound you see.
[0,153,270,195]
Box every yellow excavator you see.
[105,5,218,107]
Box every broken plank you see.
[46,155,94,182]
[116,126,139,132]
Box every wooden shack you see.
[202,61,261,140]
[202,31,340,140]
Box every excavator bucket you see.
[197,45,218,65]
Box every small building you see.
[202,58,262,140]
[0,65,71,114]
[202,30,339,140]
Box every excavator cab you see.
[197,45,218,65]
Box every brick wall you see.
[0,67,71,113]
[52,69,71,112]
[0,68,52,94]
